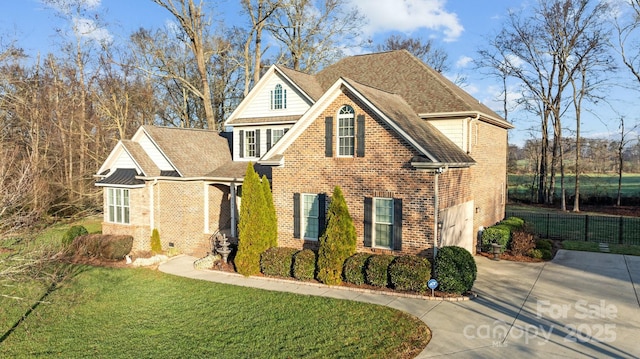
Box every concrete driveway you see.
[419,250,640,358]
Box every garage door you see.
[439,200,474,253]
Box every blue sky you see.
[1,0,637,146]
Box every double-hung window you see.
[107,188,130,224]
[374,198,394,248]
[245,130,256,157]
[272,129,285,145]
[302,194,320,240]
[337,105,355,156]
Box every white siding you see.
[137,134,174,171]
[239,73,312,119]
[113,151,139,169]
[233,124,292,161]
[427,119,466,151]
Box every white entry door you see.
[439,200,474,253]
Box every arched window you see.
[337,105,355,156]
[271,84,286,110]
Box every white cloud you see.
[455,55,473,68]
[349,0,464,42]
[73,17,112,45]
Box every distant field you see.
[508,173,640,199]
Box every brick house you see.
[95,50,512,257]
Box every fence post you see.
[546,213,550,239]
[584,215,589,242]
[619,217,624,245]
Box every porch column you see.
[230,183,237,238]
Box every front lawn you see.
[561,241,640,256]
[0,265,430,358]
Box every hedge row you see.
[259,247,317,280]
[481,216,526,252]
[70,234,133,260]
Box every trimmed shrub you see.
[261,175,278,249]
[150,228,162,254]
[435,246,477,294]
[481,225,510,252]
[528,248,543,259]
[540,249,553,260]
[389,255,431,292]
[260,247,298,277]
[536,239,553,252]
[317,186,357,285]
[62,225,88,246]
[510,230,536,256]
[71,234,133,260]
[365,254,395,287]
[501,217,525,231]
[343,253,372,285]
[292,249,316,281]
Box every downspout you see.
[433,167,444,260]
[150,179,158,230]
[467,113,480,154]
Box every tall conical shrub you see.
[235,163,267,276]
[261,175,278,248]
[317,186,356,285]
[150,228,162,254]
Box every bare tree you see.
[479,0,613,206]
[151,0,217,129]
[267,0,366,72]
[614,117,639,206]
[376,34,449,73]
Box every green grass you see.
[1,218,430,358]
[508,173,640,199]
[561,241,640,256]
[0,267,430,358]
[561,241,601,252]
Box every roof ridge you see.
[143,125,218,133]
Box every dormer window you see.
[271,84,287,110]
[337,105,355,156]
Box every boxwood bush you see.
[260,247,298,277]
[62,225,88,246]
[434,246,477,294]
[481,225,511,252]
[343,253,372,285]
[365,254,395,287]
[292,249,316,281]
[501,217,525,231]
[389,255,431,292]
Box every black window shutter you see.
[255,129,261,157]
[357,114,365,157]
[266,129,272,150]
[364,197,372,247]
[284,128,289,134]
[239,130,244,158]
[393,198,403,251]
[318,193,327,237]
[325,116,333,157]
[284,89,287,109]
[270,90,273,109]
[293,193,301,239]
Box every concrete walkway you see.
[159,250,640,358]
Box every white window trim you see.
[372,197,393,249]
[337,105,355,157]
[107,188,130,225]
[301,193,319,241]
[271,84,287,110]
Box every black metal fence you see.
[506,211,640,245]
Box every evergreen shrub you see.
[62,225,88,246]
[365,254,395,287]
[260,247,297,277]
[434,246,477,294]
[292,249,316,281]
[343,253,372,285]
[389,255,431,292]
[150,228,162,254]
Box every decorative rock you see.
[132,254,169,267]
[193,253,221,270]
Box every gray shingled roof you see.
[276,65,324,101]
[316,50,508,124]
[345,78,474,164]
[142,126,232,177]
[96,168,144,186]
[121,140,161,177]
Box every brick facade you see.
[102,180,231,256]
[273,92,471,257]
